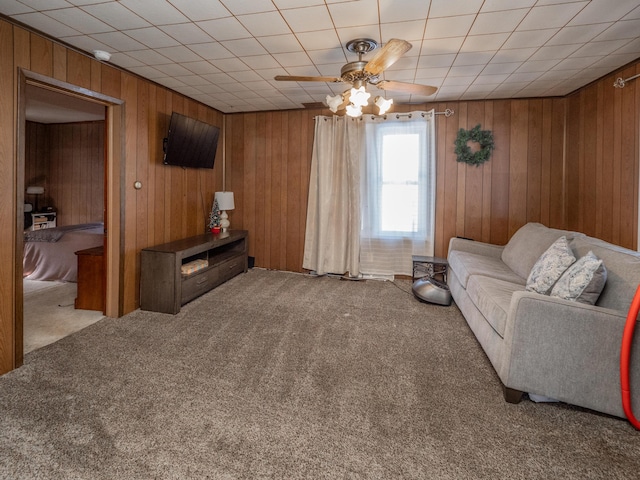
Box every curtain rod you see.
[314,108,454,121]
[613,74,640,88]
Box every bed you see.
[23,223,104,282]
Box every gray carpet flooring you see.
[1,268,639,479]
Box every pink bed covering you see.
[23,224,104,282]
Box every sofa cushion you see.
[448,250,525,289]
[525,236,576,294]
[466,275,526,338]
[569,236,640,311]
[550,251,607,305]
[501,223,582,280]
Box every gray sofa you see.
[447,222,640,418]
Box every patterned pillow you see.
[525,236,576,294]
[550,251,607,305]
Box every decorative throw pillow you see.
[550,251,607,305]
[525,236,576,295]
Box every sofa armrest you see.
[448,237,504,259]
[501,291,634,417]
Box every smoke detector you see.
[93,50,111,62]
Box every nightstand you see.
[31,212,56,230]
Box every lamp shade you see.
[215,191,235,211]
[26,186,44,195]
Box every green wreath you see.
[454,124,494,166]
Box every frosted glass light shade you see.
[215,191,235,211]
[26,186,44,195]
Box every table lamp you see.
[214,191,235,232]
[26,185,44,212]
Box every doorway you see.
[16,69,124,366]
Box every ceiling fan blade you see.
[375,80,437,97]
[364,39,412,75]
[274,75,343,83]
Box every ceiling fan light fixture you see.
[374,96,393,114]
[326,93,344,113]
[349,86,370,108]
[346,104,363,117]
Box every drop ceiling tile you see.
[258,34,301,54]
[508,71,543,83]
[554,55,602,70]
[119,0,189,26]
[221,38,268,56]
[481,0,535,12]
[60,34,113,53]
[127,27,182,48]
[45,7,113,34]
[527,44,582,61]
[165,0,230,22]
[443,76,476,86]
[280,6,333,33]
[181,61,221,75]
[283,65,323,77]
[240,55,281,69]
[243,80,275,91]
[489,47,536,63]
[152,63,193,77]
[125,48,172,65]
[306,48,347,65]
[220,0,276,15]
[454,52,494,66]
[227,70,264,83]
[417,54,457,68]
[197,17,252,41]
[154,45,202,63]
[425,15,475,39]
[238,11,291,36]
[91,31,146,51]
[159,23,214,45]
[380,20,427,42]
[201,72,236,84]
[209,57,251,72]
[591,52,640,68]
[429,0,483,17]
[296,31,342,52]
[436,85,469,95]
[0,1,34,15]
[623,4,640,19]
[273,51,312,67]
[82,3,151,30]
[18,0,71,9]
[569,0,638,26]
[482,62,521,75]
[515,59,561,73]
[197,83,227,94]
[328,0,379,28]
[13,12,80,37]
[187,42,234,60]
[503,28,559,49]
[461,33,509,52]
[471,9,529,35]
[420,37,465,56]
[416,67,450,78]
[441,63,484,78]
[546,23,611,45]
[595,19,640,42]
[379,0,430,23]
[316,63,346,76]
[273,0,324,8]
[154,77,187,88]
[108,53,145,68]
[336,26,381,47]
[615,38,640,54]
[127,65,166,79]
[258,68,289,81]
[573,39,631,57]
[518,2,588,31]
[473,74,510,84]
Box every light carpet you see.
[2,269,639,479]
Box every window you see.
[360,113,435,276]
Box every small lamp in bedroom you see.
[214,191,235,233]
[26,186,44,212]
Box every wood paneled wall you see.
[0,19,223,373]
[565,64,640,249]
[226,98,568,267]
[26,121,105,226]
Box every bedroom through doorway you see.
[22,84,106,353]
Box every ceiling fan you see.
[274,38,438,116]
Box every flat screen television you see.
[163,112,220,169]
